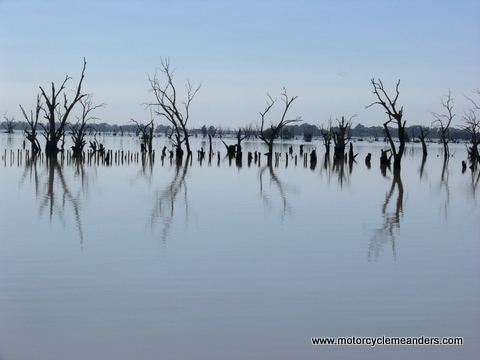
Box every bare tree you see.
[235,128,246,159]
[332,115,356,161]
[242,122,257,140]
[1,112,15,133]
[462,88,480,165]
[71,94,105,157]
[257,88,302,164]
[431,90,455,157]
[366,79,406,170]
[39,58,88,155]
[19,94,42,156]
[147,58,201,158]
[417,126,429,157]
[318,117,333,156]
[130,118,155,155]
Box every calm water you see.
[0,133,479,360]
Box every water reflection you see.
[150,155,190,246]
[369,166,404,261]
[258,164,296,222]
[468,165,480,199]
[439,157,450,220]
[317,152,358,188]
[19,156,88,244]
[418,154,428,180]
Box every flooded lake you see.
[0,133,478,359]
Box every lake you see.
[0,133,478,360]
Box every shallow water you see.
[0,133,479,359]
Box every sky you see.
[1,0,479,129]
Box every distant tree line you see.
[1,118,474,142]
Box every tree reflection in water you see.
[19,156,90,244]
[150,155,190,246]
[258,164,297,222]
[438,157,450,220]
[369,166,404,261]
[318,154,353,189]
[418,153,428,180]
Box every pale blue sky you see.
[1,0,479,128]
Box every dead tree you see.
[19,94,42,156]
[332,115,355,161]
[417,126,429,157]
[366,79,406,170]
[1,112,15,133]
[130,119,155,155]
[319,117,333,156]
[431,90,455,157]
[242,122,257,140]
[235,128,246,160]
[348,142,358,161]
[462,89,480,166]
[257,88,302,165]
[221,140,236,158]
[147,58,201,158]
[71,95,105,157]
[39,58,88,155]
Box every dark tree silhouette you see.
[147,58,201,159]
[19,94,42,157]
[257,88,301,165]
[417,126,429,157]
[431,90,455,157]
[39,58,88,155]
[130,118,155,155]
[319,117,333,156]
[71,95,105,157]
[366,79,406,170]
[462,89,480,167]
[332,115,355,161]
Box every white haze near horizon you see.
[0,0,479,130]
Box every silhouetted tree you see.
[431,90,455,157]
[20,94,42,156]
[71,95,105,157]
[463,89,480,166]
[38,58,88,155]
[257,88,301,165]
[130,118,155,155]
[366,79,406,170]
[332,115,355,161]
[319,117,333,156]
[147,58,201,158]
[417,126,429,157]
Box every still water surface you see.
[0,134,479,359]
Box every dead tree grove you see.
[71,95,105,157]
[39,58,89,155]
